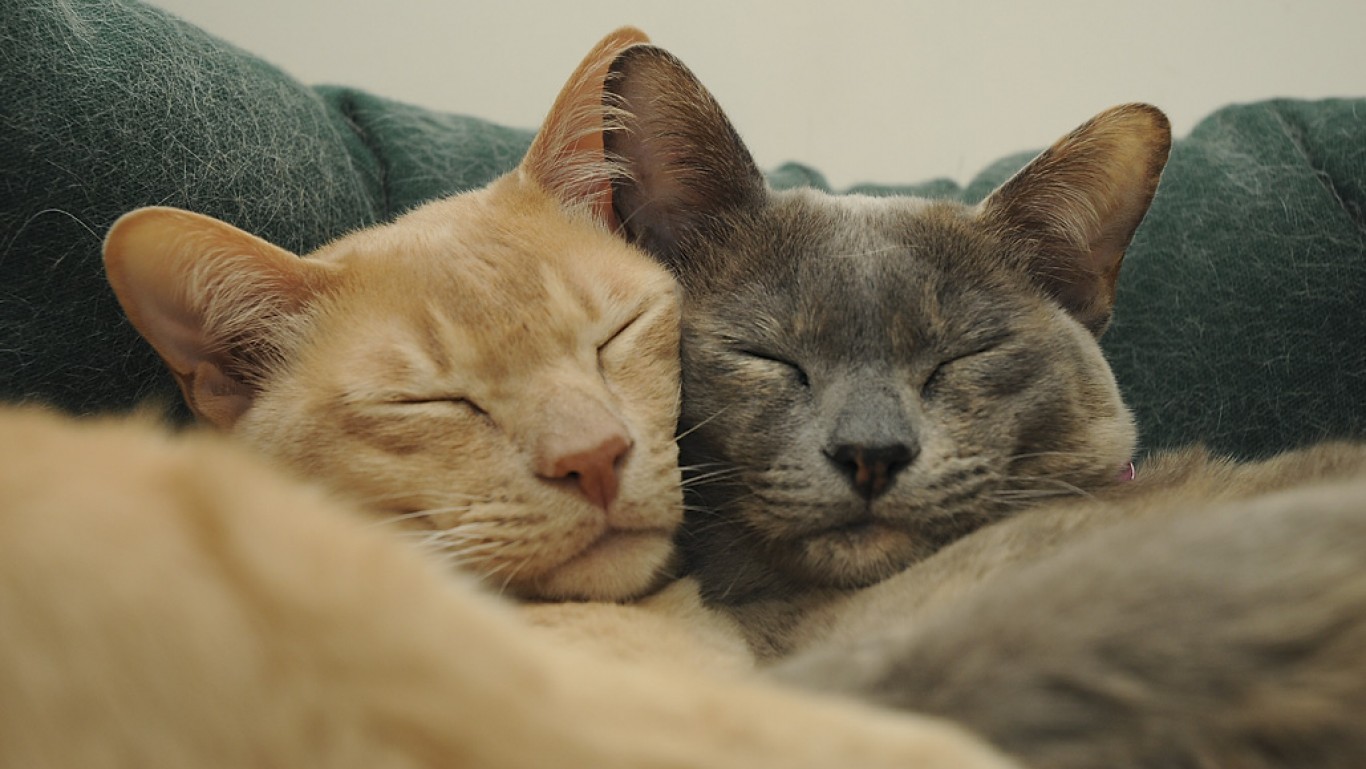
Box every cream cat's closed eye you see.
[382,395,489,417]
[598,303,670,367]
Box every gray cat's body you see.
[777,448,1366,769]
[604,44,1366,768]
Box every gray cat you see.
[606,44,1366,769]
[606,45,1157,646]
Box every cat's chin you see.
[520,529,677,602]
[781,521,925,590]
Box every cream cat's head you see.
[604,46,1169,602]
[101,28,683,602]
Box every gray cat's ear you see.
[520,26,650,230]
[103,207,338,428]
[979,103,1171,335]
[605,45,767,270]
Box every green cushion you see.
[3,0,1363,459]
[785,102,1366,459]
[1,0,530,417]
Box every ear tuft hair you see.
[519,27,651,230]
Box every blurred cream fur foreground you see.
[0,406,1019,769]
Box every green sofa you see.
[4,0,1363,459]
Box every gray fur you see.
[605,42,1366,769]
[776,468,1366,769]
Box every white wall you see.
[149,0,1366,189]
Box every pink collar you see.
[1117,460,1136,483]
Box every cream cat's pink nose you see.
[541,431,631,510]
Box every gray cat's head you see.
[605,47,1170,600]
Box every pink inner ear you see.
[558,129,620,230]
[104,206,325,428]
[105,209,224,376]
[189,360,254,429]
[138,304,219,379]
[590,164,622,232]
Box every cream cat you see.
[0,405,1021,769]
[101,28,682,603]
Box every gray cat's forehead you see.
[699,189,1023,357]
[818,191,939,217]
[748,190,978,287]
[770,188,941,230]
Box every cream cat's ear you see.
[519,26,650,229]
[103,207,337,428]
[979,104,1171,335]
[604,45,767,270]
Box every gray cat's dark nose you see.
[825,443,916,500]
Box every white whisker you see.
[676,406,734,442]
[682,466,745,488]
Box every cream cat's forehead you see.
[317,231,673,333]
[310,186,673,302]
[300,228,675,399]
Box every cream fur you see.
[0,406,1020,769]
